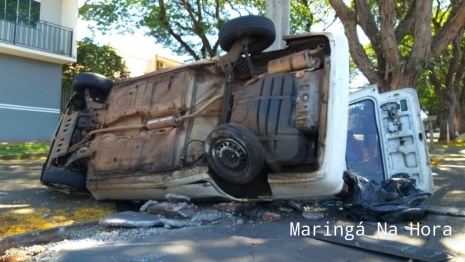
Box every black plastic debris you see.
[342,171,430,223]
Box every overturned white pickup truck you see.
[41,15,433,201]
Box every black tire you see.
[219,15,276,54]
[73,72,113,94]
[205,123,265,185]
[41,169,87,193]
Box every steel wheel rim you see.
[212,138,248,176]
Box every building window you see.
[0,0,41,27]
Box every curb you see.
[0,153,48,161]
[0,221,98,256]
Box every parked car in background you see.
[40,15,433,202]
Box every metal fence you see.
[0,14,73,57]
[61,88,74,114]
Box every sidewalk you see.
[419,146,465,260]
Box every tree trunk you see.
[456,85,465,134]
[438,94,457,141]
[430,69,458,141]
[457,111,465,135]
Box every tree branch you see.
[438,5,452,25]
[158,0,200,60]
[394,0,415,44]
[431,1,465,57]
[354,0,385,71]
[195,0,202,19]
[201,0,215,19]
[329,0,385,87]
[378,0,401,67]
[445,32,461,89]
[323,15,338,31]
[452,31,465,93]
[409,0,432,61]
[429,68,444,100]
[174,21,190,31]
[354,0,380,47]
[182,0,213,58]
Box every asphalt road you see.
[0,159,115,236]
[49,216,408,262]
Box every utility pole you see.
[265,0,290,51]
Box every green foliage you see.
[0,143,50,155]
[416,72,440,115]
[62,38,130,89]
[290,0,334,34]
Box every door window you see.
[346,99,384,182]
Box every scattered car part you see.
[342,172,430,223]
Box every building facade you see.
[0,0,77,141]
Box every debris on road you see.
[139,200,159,212]
[216,202,257,213]
[342,172,430,223]
[159,218,201,228]
[302,211,325,220]
[278,207,293,212]
[165,194,191,204]
[261,212,281,221]
[99,211,163,228]
[190,209,232,223]
[285,200,305,211]
[147,202,198,218]
[243,210,262,218]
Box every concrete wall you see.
[40,0,63,25]
[0,53,62,142]
[61,0,79,58]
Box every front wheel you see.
[73,72,113,103]
[205,123,265,185]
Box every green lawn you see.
[0,143,50,155]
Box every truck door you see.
[346,86,434,194]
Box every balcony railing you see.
[0,13,73,57]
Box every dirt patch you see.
[0,160,115,238]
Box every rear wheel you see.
[218,15,276,54]
[205,123,265,185]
